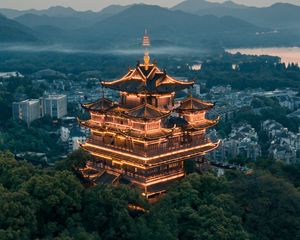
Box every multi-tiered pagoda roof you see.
[79,32,220,198]
[101,64,194,94]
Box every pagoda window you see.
[160,142,167,150]
[133,122,145,131]
[169,162,179,168]
[92,135,103,144]
[105,116,113,123]
[158,97,170,109]
[115,117,128,125]
[116,136,126,148]
[103,134,115,145]
[134,142,145,152]
[146,121,160,130]
[160,165,168,171]
[148,143,159,151]
[168,137,180,148]
[91,114,103,122]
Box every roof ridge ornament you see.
[142,29,150,70]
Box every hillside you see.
[78,4,265,48]
[1,3,299,48]
[0,14,39,43]
[15,13,91,30]
[172,0,246,13]
[173,1,300,30]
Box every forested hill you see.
[0,150,299,239]
[0,14,39,43]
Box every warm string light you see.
[83,141,220,162]
[77,31,221,196]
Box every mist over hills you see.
[0,1,299,49]
[75,4,265,48]
[173,0,300,29]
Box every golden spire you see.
[142,29,150,70]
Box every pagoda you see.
[79,32,220,198]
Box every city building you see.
[42,95,67,119]
[0,71,24,79]
[61,125,87,153]
[262,119,299,164]
[12,99,43,125]
[79,33,220,198]
[209,123,261,162]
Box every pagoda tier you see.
[79,46,219,198]
[176,95,215,113]
[101,63,194,94]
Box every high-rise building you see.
[12,99,42,125]
[42,95,67,119]
[79,33,220,198]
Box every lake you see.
[227,47,300,66]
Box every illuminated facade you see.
[79,33,220,197]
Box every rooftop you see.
[102,62,194,94]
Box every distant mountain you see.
[79,4,265,48]
[15,13,92,30]
[1,3,299,48]
[11,5,130,32]
[99,5,130,16]
[172,0,246,14]
[174,1,300,30]
[0,6,84,18]
[0,14,39,43]
[0,5,129,22]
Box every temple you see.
[79,32,220,198]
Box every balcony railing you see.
[86,137,211,158]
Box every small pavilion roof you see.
[81,98,114,112]
[187,117,221,130]
[177,95,214,112]
[101,63,194,94]
[125,103,170,120]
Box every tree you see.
[21,171,83,238]
[231,173,300,240]
[154,174,249,240]
[0,186,37,240]
[55,149,91,171]
[82,184,148,240]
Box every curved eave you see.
[202,140,221,154]
[81,98,114,112]
[87,123,173,141]
[187,117,221,130]
[81,105,108,114]
[175,106,213,113]
[78,118,90,128]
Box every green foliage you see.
[156,174,249,240]
[56,149,91,171]
[0,119,64,159]
[1,151,300,240]
[231,172,300,240]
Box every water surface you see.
[227,47,300,66]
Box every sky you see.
[0,0,299,11]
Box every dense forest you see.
[0,150,299,240]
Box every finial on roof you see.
[142,29,150,70]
